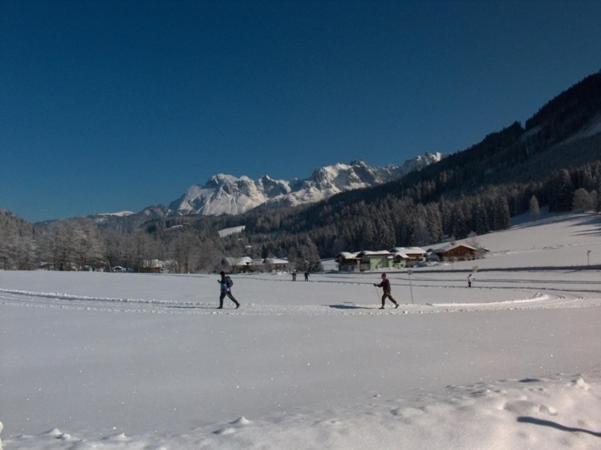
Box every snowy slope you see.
[96,211,134,217]
[168,153,443,216]
[218,225,246,238]
[427,212,601,270]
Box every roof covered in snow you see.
[264,257,289,265]
[436,243,478,253]
[391,246,426,255]
[358,250,393,257]
[225,256,253,266]
[337,252,360,260]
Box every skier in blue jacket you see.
[218,271,240,309]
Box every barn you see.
[436,243,478,261]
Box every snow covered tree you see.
[572,188,595,212]
[425,203,443,242]
[529,195,540,220]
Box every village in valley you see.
[224,243,483,274]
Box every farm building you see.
[223,256,290,273]
[336,252,361,272]
[436,243,479,261]
[391,247,426,266]
[264,257,290,272]
[337,250,408,271]
[358,250,395,271]
[224,256,254,273]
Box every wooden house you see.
[224,256,254,273]
[224,256,291,273]
[391,247,426,266]
[264,257,290,272]
[436,243,478,261]
[336,252,362,271]
[337,249,412,271]
[357,250,394,271]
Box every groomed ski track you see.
[1,272,600,316]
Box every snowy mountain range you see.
[168,152,443,216]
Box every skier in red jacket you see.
[374,273,399,309]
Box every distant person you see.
[467,273,473,288]
[217,271,240,309]
[304,271,310,281]
[374,273,399,309]
[292,271,297,281]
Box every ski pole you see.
[408,269,414,304]
[374,285,381,304]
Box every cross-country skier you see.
[373,273,399,309]
[217,271,240,309]
[467,273,473,288]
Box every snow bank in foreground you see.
[5,370,600,450]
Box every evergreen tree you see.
[548,169,574,211]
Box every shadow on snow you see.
[329,303,374,310]
[517,416,601,437]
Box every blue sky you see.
[1,0,601,221]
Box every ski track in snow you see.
[0,284,599,316]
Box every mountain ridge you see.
[166,152,443,216]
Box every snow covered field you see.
[2,214,601,449]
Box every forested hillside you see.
[232,72,601,257]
